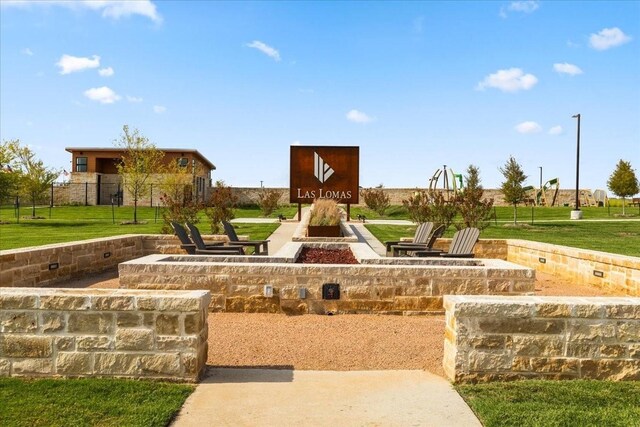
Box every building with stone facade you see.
[64,147,215,206]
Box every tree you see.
[499,156,528,224]
[455,165,494,231]
[158,158,202,234]
[607,159,639,215]
[0,139,20,205]
[204,180,237,234]
[11,141,59,218]
[115,125,165,224]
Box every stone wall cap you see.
[0,287,210,299]
[443,295,640,306]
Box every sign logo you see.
[314,152,334,183]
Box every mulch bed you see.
[295,247,359,264]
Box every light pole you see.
[538,166,542,189]
[571,114,582,219]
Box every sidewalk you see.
[172,369,481,427]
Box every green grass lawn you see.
[456,380,640,427]
[365,221,640,257]
[0,378,194,427]
[0,205,280,250]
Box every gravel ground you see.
[63,268,630,377]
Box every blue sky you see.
[1,1,639,192]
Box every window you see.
[177,157,189,168]
[76,157,88,172]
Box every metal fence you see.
[1,182,205,208]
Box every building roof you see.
[65,147,216,170]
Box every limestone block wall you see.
[443,295,640,383]
[230,187,594,207]
[432,239,508,260]
[119,255,535,315]
[0,288,210,382]
[507,240,640,296]
[1,236,145,288]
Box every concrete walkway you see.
[348,222,388,256]
[172,369,481,427]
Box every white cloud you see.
[500,1,539,18]
[1,1,162,23]
[153,105,166,114]
[553,62,583,76]
[589,27,632,51]
[476,68,538,92]
[246,40,281,61]
[346,109,374,124]
[83,86,120,104]
[548,125,563,135]
[57,54,100,74]
[21,48,33,56]
[98,67,114,77]
[126,95,143,103]
[515,121,542,134]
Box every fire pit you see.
[295,247,359,264]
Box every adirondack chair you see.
[391,224,445,257]
[385,222,433,254]
[414,227,480,258]
[171,221,225,254]
[185,222,245,255]
[222,220,269,255]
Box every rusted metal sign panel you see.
[290,146,359,204]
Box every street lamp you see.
[538,166,542,189]
[571,114,582,220]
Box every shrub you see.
[402,190,457,230]
[361,187,390,216]
[204,180,237,234]
[309,199,341,226]
[159,193,201,234]
[257,189,282,217]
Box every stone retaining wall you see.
[507,240,640,296]
[443,295,640,383]
[231,187,594,207]
[119,254,535,315]
[0,288,210,382]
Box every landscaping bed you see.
[295,247,359,264]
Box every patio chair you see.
[171,221,225,254]
[414,227,480,258]
[384,222,433,254]
[185,222,246,255]
[390,224,445,257]
[222,220,269,255]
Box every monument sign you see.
[290,146,359,204]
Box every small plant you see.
[257,189,282,217]
[361,187,391,216]
[204,180,237,234]
[309,199,341,226]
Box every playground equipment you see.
[579,189,598,207]
[428,165,463,201]
[538,178,560,207]
[593,189,609,207]
[521,178,560,206]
